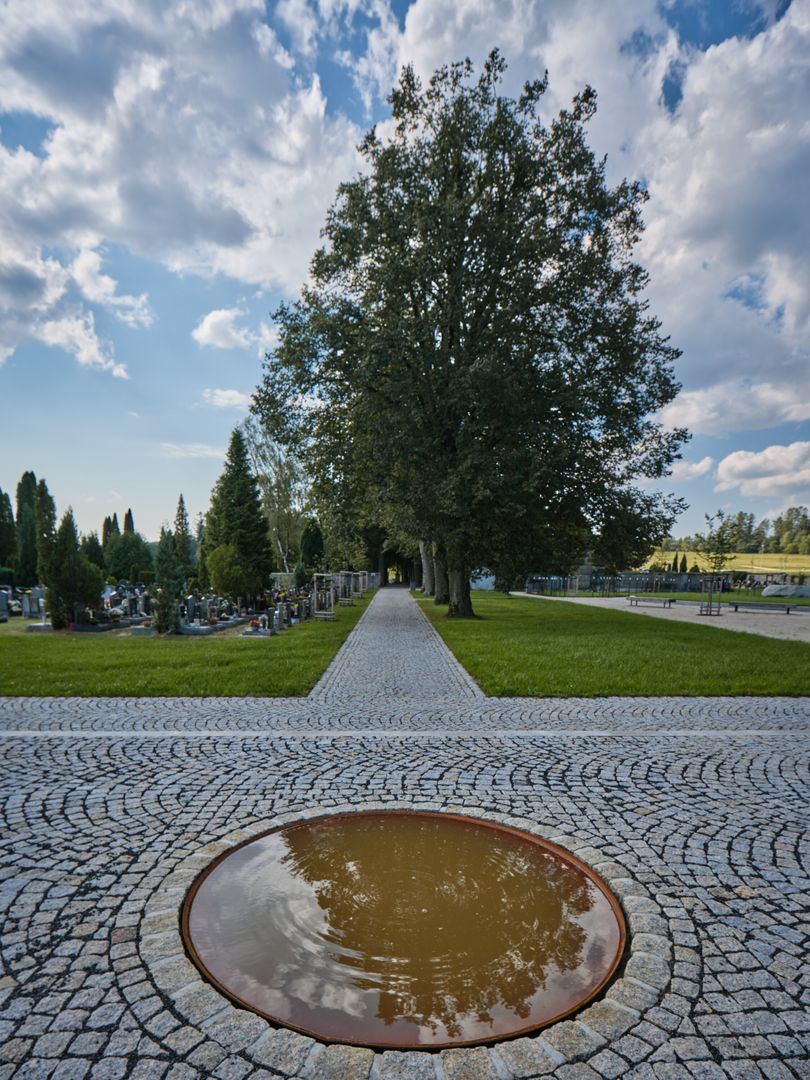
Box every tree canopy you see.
[269,57,687,614]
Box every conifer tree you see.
[15,471,38,583]
[173,495,192,572]
[123,508,135,533]
[80,532,105,569]
[153,527,180,632]
[45,510,104,629]
[0,489,15,567]
[34,480,57,584]
[16,504,37,583]
[201,428,272,596]
[680,553,688,574]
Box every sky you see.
[1,0,808,541]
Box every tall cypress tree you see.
[15,471,38,581]
[123,508,135,533]
[202,428,272,595]
[0,489,15,567]
[34,479,57,583]
[16,504,38,583]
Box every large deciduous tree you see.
[254,53,686,616]
[241,415,308,574]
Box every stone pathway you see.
[1,588,809,1080]
[511,592,810,644]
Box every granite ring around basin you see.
[137,804,675,1074]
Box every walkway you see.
[512,591,810,644]
[1,589,808,1080]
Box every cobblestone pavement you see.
[1,588,809,1080]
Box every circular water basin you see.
[182,811,626,1049]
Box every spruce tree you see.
[153,527,180,633]
[173,495,192,572]
[202,428,272,596]
[45,510,104,628]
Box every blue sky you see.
[1,0,808,541]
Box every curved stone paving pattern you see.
[1,588,809,1080]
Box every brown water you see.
[184,812,624,1048]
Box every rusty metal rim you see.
[179,809,628,1052]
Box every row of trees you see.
[252,54,686,615]
[668,507,810,556]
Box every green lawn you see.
[0,597,370,697]
[418,592,810,697]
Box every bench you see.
[628,595,674,608]
[727,601,795,614]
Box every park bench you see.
[628,595,674,608]
[727,601,796,614]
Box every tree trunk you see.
[433,543,449,605]
[447,564,475,617]
[419,539,434,596]
[412,555,423,589]
[378,549,387,586]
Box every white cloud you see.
[715,441,810,496]
[276,0,319,55]
[192,307,253,350]
[0,0,362,373]
[670,455,715,481]
[201,387,252,409]
[71,249,152,327]
[161,442,224,459]
[662,380,810,436]
[34,311,128,378]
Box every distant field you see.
[650,550,810,574]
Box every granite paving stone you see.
[1,588,808,1079]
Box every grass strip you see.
[418,592,810,697]
[0,596,371,697]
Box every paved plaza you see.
[1,588,808,1080]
